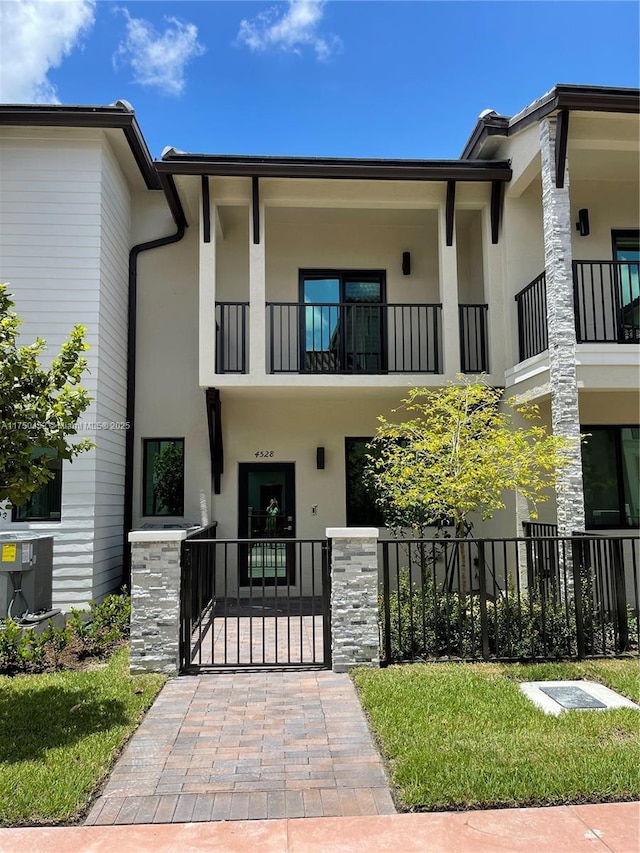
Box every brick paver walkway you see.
[85,671,396,825]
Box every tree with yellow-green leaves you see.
[366,377,574,540]
[0,283,92,509]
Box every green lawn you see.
[353,659,640,811]
[0,646,165,826]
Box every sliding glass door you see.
[300,270,386,372]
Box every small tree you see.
[366,377,574,539]
[0,283,92,508]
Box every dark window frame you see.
[299,269,388,374]
[582,424,639,530]
[142,437,185,517]
[11,455,63,523]
[611,229,640,258]
[344,436,386,528]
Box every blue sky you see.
[1,1,638,159]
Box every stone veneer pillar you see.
[129,529,188,675]
[539,117,586,536]
[327,527,380,673]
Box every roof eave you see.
[0,104,162,190]
[157,156,512,182]
[461,84,640,160]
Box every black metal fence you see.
[266,302,442,374]
[379,536,639,664]
[215,302,248,373]
[515,262,640,362]
[459,304,489,373]
[515,272,548,361]
[180,535,330,671]
[573,261,640,344]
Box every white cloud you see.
[237,0,340,61]
[0,0,95,103]
[113,9,205,97]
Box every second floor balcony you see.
[515,261,640,362]
[215,301,489,377]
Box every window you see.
[582,426,639,528]
[143,439,184,516]
[300,270,386,373]
[345,438,386,527]
[612,230,639,339]
[12,448,62,522]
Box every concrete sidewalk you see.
[1,804,638,852]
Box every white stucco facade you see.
[0,86,638,608]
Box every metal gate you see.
[180,531,331,672]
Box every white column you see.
[198,187,216,387]
[539,117,585,535]
[249,197,267,376]
[438,198,460,376]
[482,202,506,377]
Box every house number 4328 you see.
[254,450,275,458]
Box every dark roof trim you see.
[0,104,162,191]
[158,172,188,230]
[157,154,512,182]
[461,84,640,159]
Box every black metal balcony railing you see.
[514,272,548,362]
[515,261,640,363]
[574,261,640,344]
[459,304,489,373]
[266,302,442,374]
[216,302,249,374]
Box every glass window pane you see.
[620,428,640,527]
[14,452,62,521]
[344,281,382,303]
[345,438,385,527]
[613,233,640,314]
[143,439,184,516]
[303,278,339,304]
[582,429,621,527]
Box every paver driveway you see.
[85,670,396,825]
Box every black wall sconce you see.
[402,251,411,275]
[316,447,325,470]
[575,208,590,237]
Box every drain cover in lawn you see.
[538,684,607,709]
[519,680,640,716]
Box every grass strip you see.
[0,646,165,825]
[353,659,640,811]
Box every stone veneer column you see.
[327,527,380,673]
[129,529,188,675]
[539,117,586,535]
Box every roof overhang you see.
[157,153,512,183]
[0,103,161,189]
[461,84,640,160]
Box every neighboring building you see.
[0,84,638,609]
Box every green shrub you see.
[69,589,131,659]
[0,590,131,675]
[380,568,637,662]
[0,619,32,673]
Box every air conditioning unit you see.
[0,536,54,620]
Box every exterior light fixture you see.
[575,209,590,237]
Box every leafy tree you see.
[0,283,92,508]
[366,377,574,539]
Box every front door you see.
[238,462,296,586]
